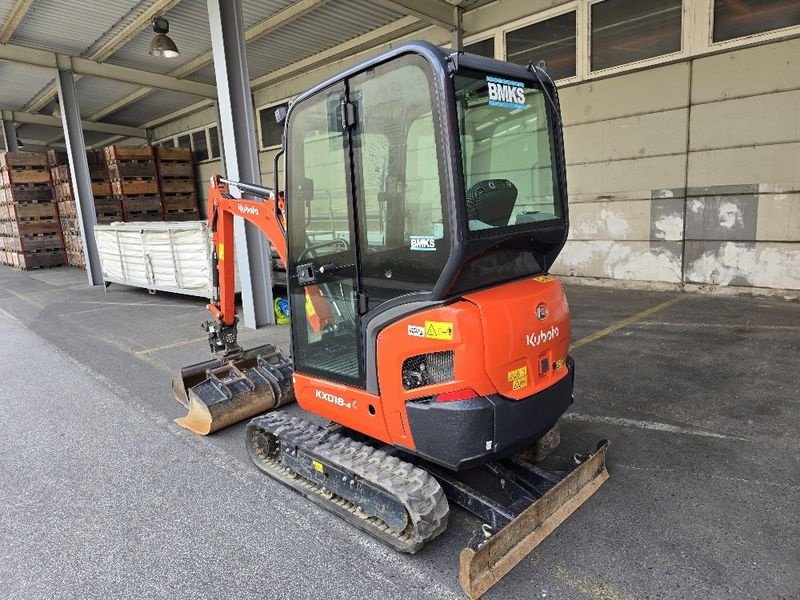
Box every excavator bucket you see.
[172,344,294,435]
[458,441,609,599]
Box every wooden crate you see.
[111,179,159,196]
[103,146,154,163]
[2,168,51,186]
[1,152,48,169]
[122,195,162,213]
[10,249,65,270]
[164,209,200,221]
[1,184,53,204]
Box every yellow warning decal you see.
[312,460,324,473]
[424,321,454,341]
[507,366,528,390]
[217,243,224,261]
[533,275,554,283]
[305,292,316,317]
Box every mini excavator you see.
[172,42,608,598]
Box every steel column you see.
[207,0,274,328]
[56,68,102,285]
[451,8,463,50]
[1,115,18,151]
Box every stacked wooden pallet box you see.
[155,147,200,221]
[0,152,64,270]
[48,150,122,268]
[105,146,163,221]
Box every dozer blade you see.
[172,344,294,435]
[458,441,609,599]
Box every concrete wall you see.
[154,25,800,291]
[552,36,800,291]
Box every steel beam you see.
[1,114,18,152]
[0,109,146,137]
[208,0,274,328]
[373,0,457,29]
[56,69,102,286]
[0,42,216,97]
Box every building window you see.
[463,37,495,58]
[208,126,220,159]
[591,0,683,71]
[506,11,577,80]
[177,134,191,149]
[713,0,800,42]
[161,138,175,149]
[191,130,209,162]
[259,102,289,149]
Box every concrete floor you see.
[0,266,798,600]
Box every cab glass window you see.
[454,71,560,235]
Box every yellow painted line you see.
[571,295,686,351]
[2,287,45,309]
[135,336,207,355]
[98,336,173,374]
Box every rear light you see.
[434,388,479,403]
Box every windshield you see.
[454,71,561,234]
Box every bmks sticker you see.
[410,236,436,251]
[487,76,526,109]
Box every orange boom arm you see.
[206,176,287,327]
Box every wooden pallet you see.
[121,195,162,215]
[1,152,48,169]
[103,146,154,163]
[161,193,198,212]
[164,208,200,221]
[7,249,65,270]
[111,178,159,196]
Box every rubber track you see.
[247,412,449,553]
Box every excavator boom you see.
[171,177,294,435]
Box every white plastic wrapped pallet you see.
[94,221,240,297]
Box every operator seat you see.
[465,179,518,228]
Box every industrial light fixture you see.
[149,16,180,58]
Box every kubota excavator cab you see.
[282,42,572,469]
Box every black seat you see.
[465,179,518,227]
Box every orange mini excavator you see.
[172,42,608,598]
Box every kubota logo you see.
[315,389,354,409]
[526,326,560,348]
[237,204,259,216]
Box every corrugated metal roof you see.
[0,62,54,110]
[103,89,200,126]
[75,76,143,119]
[10,0,147,56]
[0,1,16,31]
[245,0,405,80]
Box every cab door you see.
[286,82,363,388]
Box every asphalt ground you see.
[0,266,798,600]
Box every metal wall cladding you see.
[245,0,406,80]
